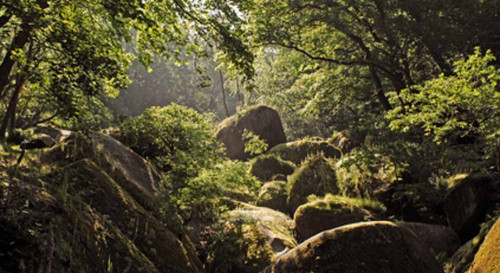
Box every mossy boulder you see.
[268,137,341,165]
[293,195,381,241]
[216,105,286,160]
[262,221,443,273]
[256,181,288,213]
[376,181,447,225]
[43,132,163,211]
[329,130,361,153]
[47,159,203,273]
[203,204,297,273]
[444,172,499,242]
[470,218,500,273]
[398,222,460,257]
[249,154,295,182]
[287,155,339,214]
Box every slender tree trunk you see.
[0,76,25,141]
[0,28,30,99]
[369,66,392,111]
[0,13,12,29]
[236,80,243,107]
[219,70,230,117]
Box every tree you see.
[387,48,500,170]
[0,0,254,140]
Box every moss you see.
[287,154,339,214]
[256,181,288,213]
[294,194,380,241]
[203,205,297,273]
[268,137,341,165]
[470,218,500,273]
[250,154,295,182]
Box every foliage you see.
[249,154,295,182]
[388,48,500,145]
[179,160,260,220]
[306,194,386,213]
[120,104,222,184]
[243,129,269,156]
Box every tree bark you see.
[219,70,230,117]
[369,66,392,111]
[0,27,30,99]
[0,13,12,29]
[0,75,25,141]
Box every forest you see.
[0,0,499,273]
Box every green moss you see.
[250,154,296,182]
[256,181,288,213]
[470,218,500,273]
[306,194,386,213]
[287,154,339,214]
[268,137,341,165]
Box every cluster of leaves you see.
[120,104,259,220]
[243,129,268,156]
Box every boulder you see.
[43,132,163,211]
[268,137,341,165]
[203,204,297,273]
[444,172,498,242]
[216,105,286,160]
[46,159,203,273]
[398,222,460,257]
[287,154,339,214]
[293,195,379,241]
[256,181,288,213]
[470,218,500,273]
[249,154,295,182]
[34,126,73,143]
[262,221,443,273]
[376,182,447,225]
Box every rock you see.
[398,222,460,257]
[470,218,500,273]
[262,221,443,273]
[444,172,498,242]
[43,132,163,211]
[46,159,203,273]
[268,137,341,165]
[20,134,56,149]
[249,154,295,182]
[216,105,286,160]
[376,181,447,225]
[256,181,288,213]
[287,154,339,214]
[329,130,360,153]
[34,126,73,143]
[294,195,379,241]
[203,204,297,273]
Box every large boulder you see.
[470,218,500,273]
[376,181,447,225]
[444,172,498,242]
[262,221,443,273]
[203,204,297,273]
[43,132,163,210]
[294,195,379,241]
[216,105,286,160]
[268,137,341,165]
[249,154,295,182]
[398,222,460,257]
[46,159,203,273]
[256,181,288,213]
[287,154,339,214]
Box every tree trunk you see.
[0,13,12,29]
[219,70,230,117]
[0,76,25,141]
[0,27,30,99]
[369,66,392,111]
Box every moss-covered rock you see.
[256,181,288,213]
[294,195,381,241]
[46,159,203,273]
[399,222,460,258]
[216,105,287,160]
[203,204,297,273]
[287,155,339,214]
[249,154,295,182]
[376,181,447,225]
[262,221,443,273]
[470,218,500,273]
[268,137,341,165]
[444,172,499,242]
